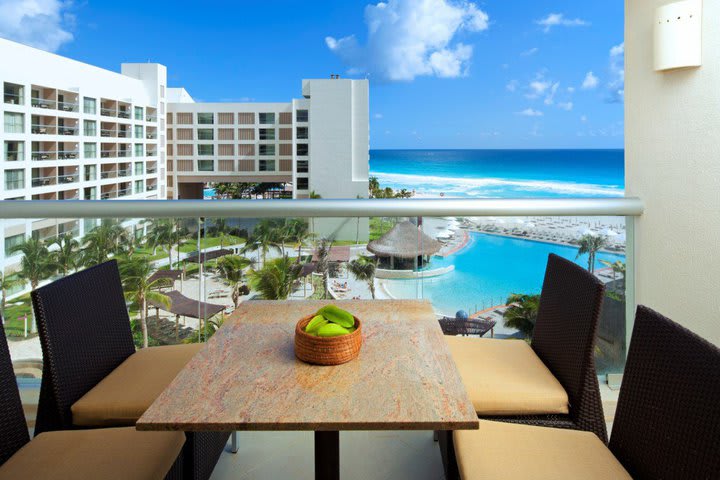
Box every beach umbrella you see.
[579,227,597,236]
[602,228,619,237]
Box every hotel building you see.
[0,37,369,266]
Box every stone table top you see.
[137,300,479,432]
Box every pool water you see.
[383,232,625,316]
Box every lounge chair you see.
[440,253,607,477]
[32,260,231,480]
[453,305,720,479]
[0,320,185,480]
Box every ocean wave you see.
[371,172,624,198]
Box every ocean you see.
[369,149,625,198]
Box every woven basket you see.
[295,314,363,365]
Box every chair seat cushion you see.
[72,343,203,427]
[0,427,184,480]
[454,420,631,479]
[446,337,569,415]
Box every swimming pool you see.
[382,232,626,317]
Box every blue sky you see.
[0,0,623,149]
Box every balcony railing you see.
[118,169,131,177]
[58,151,79,160]
[100,171,117,179]
[146,115,157,122]
[57,174,78,184]
[147,168,157,174]
[146,133,157,139]
[58,102,79,112]
[31,98,56,109]
[117,188,132,197]
[118,111,131,119]
[100,129,117,137]
[147,151,157,157]
[4,93,23,105]
[117,130,131,138]
[31,176,57,187]
[58,126,78,135]
[100,108,117,117]
[100,151,117,159]
[31,124,56,134]
[147,184,157,191]
[31,151,56,161]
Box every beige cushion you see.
[72,343,203,427]
[446,336,569,415]
[455,420,631,480]
[0,427,184,480]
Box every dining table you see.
[137,299,478,480]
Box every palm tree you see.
[10,237,54,334]
[314,238,332,299]
[81,219,127,267]
[369,176,380,197]
[502,293,540,339]
[0,273,19,317]
[247,256,301,300]
[348,255,378,298]
[216,255,252,308]
[211,218,230,248]
[308,191,322,235]
[576,234,609,273]
[50,233,80,276]
[285,219,312,263]
[148,219,175,265]
[600,259,626,293]
[119,257,170,348]
[241,219,282,266]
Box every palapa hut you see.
[367,221,442,270]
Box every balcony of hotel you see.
[118,163,132,178]
[146,126,158,139]
[118,102,132,119]
[147,146,158,157]
[100,184,118,199]
[100,121,118,138]
[117,124,132,138]
[99,165,118,180]
[30,167,57,188]
[146,106,158,122]
[30,141,56,161]
[57,142,79,160]
[117,182,132,197]
[100,98,118,117]
[57,166,79,185]
[57,117,79,136]
[100,143,118,159]
[31,114,56,135]
[57,90,79,113]
[147,161,158,174]
[30,85,57,110]
[58,188,79,200]
[146,179,158,191]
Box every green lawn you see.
[133,247,169,262]
[178,235,245,253]
[369,217,395,241]
[2,294,34,337]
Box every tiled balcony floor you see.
[211,430,446,480]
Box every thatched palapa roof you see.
[148,270,182,285]
[367,221,442,259]
[148,290,225,320]
[185,248,233,264]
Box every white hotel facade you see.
[0,38,369,271]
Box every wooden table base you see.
[315,431,340,480]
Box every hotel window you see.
[259,128,275,140]
[279,144,292,156]
[197,128,214,140]
[218,128,234,141]
[279,112,292,124]
[4,83,24,105]
[134,162,144,175]
[134,180,144,193]
[296,178,309,190]
[218,112,234,124]
[83,120,96,136]
[259,159,275,171]
[84,165,96,181]
[83,97,96,114]
[297,127,308,139]
[167,128,173,140]
[198,144,214,156]
[238,128,254,140]
[4,141,24,161]
[4,234,24,257]
[134,144,144,157]
[176,113,192,124]
[259,113,275,124]
[218,144,234,156]
[177,144,193,156]
[167,113,173,124]
[297,160,309,173]
[297,144,309,156]
[259,144,275,156]
[84,143,97,159]
[238,144,255,156]
[198,160,214,171]
[134,125,144,139]
[296,110,309,122]
[134,107,143,121]
[4,112,24,133]
[279,128,292,140]
[176,128,193,141]
[160,85,165,98]
[198,113,214,125]
[238,112,255,124]
[5,169,25,190]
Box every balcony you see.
[58,125,78,136]
[118,109,131,119]
[31,150,56,161]
[100,170,118,179]
[30,97,56,109]
[100,150,117,159]
[100,107,117,117]
[57,173,78,184]
[31,175,57,187]
[118,168,131,177]
[58,101,79,112]
[31,123,56,135]
[57,150,79,160]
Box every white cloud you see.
[557,102,573,111]
[506,80,518,92]
[582,71,599,89]
[527,79,551,99]
[0,0,74,52]
[325,0,489,82]
[543,82,560,105]
[607,42,624,103]
[374,113,383,119]
[581,115,588,123]
[536,13,589,33]
[517,108,543,117]
[521,47,539,56]
[567,86,576,93]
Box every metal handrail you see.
[0,198,644,219]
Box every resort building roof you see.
[367,221,442,259]
[148,290,225,319]
[312,245,351,263]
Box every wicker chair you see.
[438,317,496,337]
[31,260,230,480]
[453,305,720,479]
[440,253,607,478]
[0,320,184,479]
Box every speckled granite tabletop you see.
[137,300,478,432]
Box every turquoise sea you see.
[370,149,624,198]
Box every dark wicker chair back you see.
[531,253,607,441]
[609,306,720,479]
[32,260,135,434]
[0,320,31,466]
